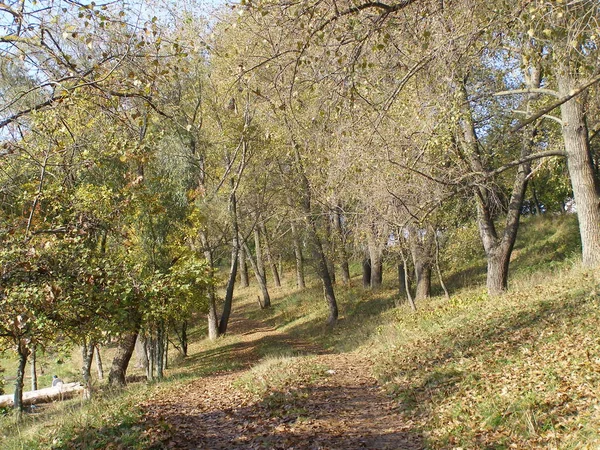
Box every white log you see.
[0,382,84,408]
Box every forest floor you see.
[141,314,424,449]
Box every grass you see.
[3,213,598,449]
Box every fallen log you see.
[0,382,84,408]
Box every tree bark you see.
[396,263,406,306]
[108,331,138,386]
[218,184,240,335]
[334,204,351,284]
[200,230,220,341]
[400,248,417,311]
[290,219,306,289]
[94,345,104,381]
[30,344,37,392]
[81,341,94,399]
[238,244,250,288]
[368,232,383,288]
[260,222,281,287]
[14,340,29,411]
[558,70,600,267]
[243,239,271,308]
[362,257,371,288]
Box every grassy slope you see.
[2,214,599,449]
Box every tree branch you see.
[511,72,600,133]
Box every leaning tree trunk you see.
[260,222,281,288]
[108,331,138,386]
[558,70,600,267]
[243,240,271,308]
[290,219,306,289]
[292,140,338,326]
[94,345,104,380]
[218,184,240,335]
[308,217,338,326]
[14,340,30,411]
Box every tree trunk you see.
[146,336,155,381]
[558,71,600,267]
[239,244,250,288]
[486,246,512,296]
[200,230,220,341]
[254,228,266,284]
[81,341,94,399]
[260,222,281,287]
[30,344,37,392]
[94,346,104,381]
[396,263,406,307]
[290,220,306,289]
[156,326,164,380]
[243,239,271,308]
[108,331,138,386]
[368,233,383,289]
[400,249,417,311]
[362,258,371,288]
[414,260,432,300]
[434,230,450,299]
[334,204,351,284]
[175,321,188,357]
[14,340,29,411]
[292,143,338,326]
[458,69,538,295]
[218,185,240,335]
[309,219,338,326]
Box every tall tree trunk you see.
[290,219,306,289]
[108,331,138,386]
[218,184,240,335]
[94,346,104,381]
[243,240,271,308]
[14,340,29,411]
[30,344,37,392]
[200,231,219,341]
[81,341,94,399]
[413,259,432,300]
[558,70,600,267]
[260,222,281,287]
[239,244,250,288]
[292,139,338,326]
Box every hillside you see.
[2,215,599,449]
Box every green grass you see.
[3,213,597,449]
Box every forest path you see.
[141,314,424,449]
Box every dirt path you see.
[141,315,423,449]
